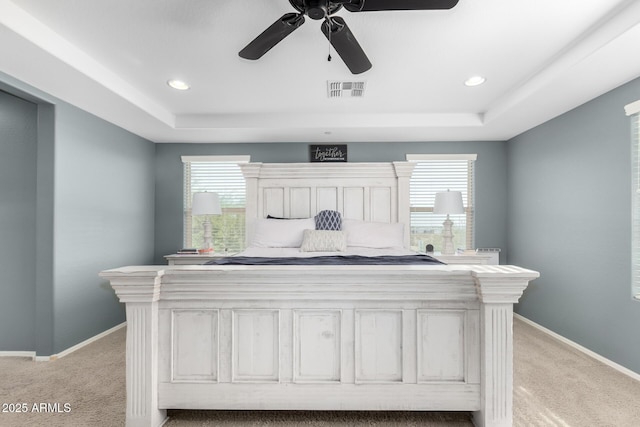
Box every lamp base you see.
[202,217,214,253]
[441,216,455,255]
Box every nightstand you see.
[164,253,233,265]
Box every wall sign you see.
[309,145,348,162]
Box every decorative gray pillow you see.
[315,210,342,230]
[300,229,347,252]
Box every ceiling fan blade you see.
[239,13,305,60]
[344,0,459,12]
[321,16,372,74]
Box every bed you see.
[100,162,539,427]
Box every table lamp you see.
[192,192,221,254]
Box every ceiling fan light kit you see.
[239,0,459,75]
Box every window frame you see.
[626,99,640,301]
[406,154,477,253]
[182,155,250,252]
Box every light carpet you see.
[0,318,639,427]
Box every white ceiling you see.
[1,0,640,144]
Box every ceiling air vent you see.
[327,81,366,98]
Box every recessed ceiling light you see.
[464,76,486,87]
[167,79,190,90]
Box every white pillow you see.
[342,219,405,249]
[300,229,347,252]
[251,218,315,248]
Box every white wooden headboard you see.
[240,162,416,248]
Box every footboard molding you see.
[102,267,168,427]
[158,383,481,410]
[472,266,539,427]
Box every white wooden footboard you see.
[101,264,538,427]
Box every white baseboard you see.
[514,313,640,382]
[0,322,126,362]
[35,322,127,362]
[0,351,37,359]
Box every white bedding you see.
[249,215,408,254]
[236,246,418,258]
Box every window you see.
[182,156,250,253]
[627,99,640,300]
[407,154,476,253]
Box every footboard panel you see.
[158,303,481,411]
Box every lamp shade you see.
[433,191,464,215]
[192,192,222,216]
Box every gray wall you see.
[508,76,640,374]
[154,140,507,264]
[52,103,156,353]
[0,90,38,350]
[0,72,156,355]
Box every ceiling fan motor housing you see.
[305,0,329,19]
[291,0,345,19]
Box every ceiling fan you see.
[239,0,460,75]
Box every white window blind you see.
[631,112,640,300]
[182,156,249,252]
[407,155,476,253]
